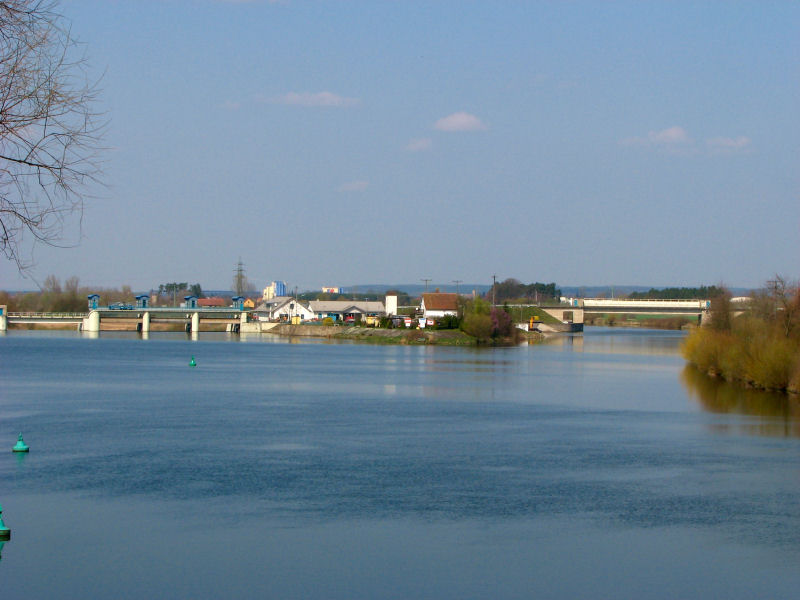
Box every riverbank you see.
[265,324,544,345]
[584,314,696,329]
[682,325,800,394]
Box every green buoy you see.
[11,433,28,453]
[0,505,10,540]
[189,356,197,367]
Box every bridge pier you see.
[191,312,200,333]
[0,305,6,332]
[541,307,584,325]
[83,310,101,333]
[142,312,150,333]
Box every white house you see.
[420,293,459,320]
[255,296,314,322]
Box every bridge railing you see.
[583,297,709,303]
[8,312,88,318]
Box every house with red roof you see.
[420,293,460,320]
[197,296,227,308]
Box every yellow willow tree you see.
[0,0,103,271]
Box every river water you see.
[0,328,798,599]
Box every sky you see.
[1,0,798,293]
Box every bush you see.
[744,335,798,390]
[459,298,520,343]
[461,311,493,341]
[682,284,800,391]
[434,314,461,330]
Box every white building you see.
[420,293,459,320]
[308,300,386,323]
[255,296,314,322]
[262,281,288,301]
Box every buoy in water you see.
[0,505,10,540]
[189,356,197,367]
[11,433,28,453]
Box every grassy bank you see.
[267,324,542,346]
[585,313,696,329]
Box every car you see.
[109,302,133,310]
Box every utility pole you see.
[452,280,462,296]
[421,278,431,293]
[492,274,497,307]
[233,258,246,296]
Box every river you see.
[1,328,798,599]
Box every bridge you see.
[581,298,711,315]
[516,298,712,329]
[1,297,715,334]
[2,311,87,327]
[0,305,249,333]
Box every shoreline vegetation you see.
[266,323,542,346]
[584,314,695,329]
[681,278,800,394]
[2,321,544,346]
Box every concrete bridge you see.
[0,305,250,333]
[545,298,711,325]
[513,298,712,329]
[581,298,711,315]
[82,307,249,333]
[2,311,86,326]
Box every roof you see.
[197,297,227,307]
[309,300,386,314]
[422,293,459,311]
[256,296,311,312]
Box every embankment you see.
[265,324,543,346]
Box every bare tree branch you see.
[0,0,103,271]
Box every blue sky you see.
[2,0,798,292]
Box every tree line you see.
[0,277,209,312]
[0,276,134,312]
[489,279,561,303]
[628,286,726,300]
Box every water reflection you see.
[542,333,584,351]
[681,365,800,437]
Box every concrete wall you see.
[541,307,585,325]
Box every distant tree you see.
[709,287,732,332]
[490,278,561,303]
[43,274,61,294]
[159,282,188,306]
[189,283,203,298]
[764,276,800,338]
[385,289,412,305]
[0,0,104,271]
[629,286,724,300]
[64,275,79,294]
